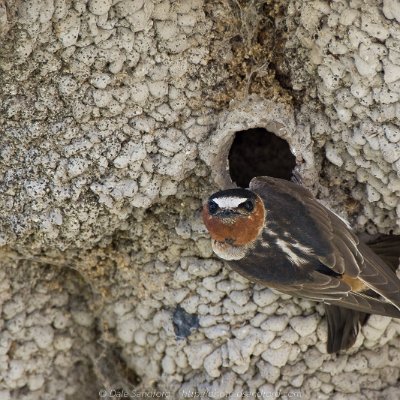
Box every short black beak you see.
[217,209,239,218]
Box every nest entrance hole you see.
[228,128,296,187]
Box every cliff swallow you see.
[203,176,400,353]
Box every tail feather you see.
[325,304,369,353]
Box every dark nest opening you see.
[228,128,296,187]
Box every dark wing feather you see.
[324,292,400,317]
[250,176,400,312]
[368,235,400,271]
[357,242,400,302]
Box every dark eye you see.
[240,200,254,212]
[208,200,219,215]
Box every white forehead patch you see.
[212,197,248,208]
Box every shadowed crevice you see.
[228,128,296,187]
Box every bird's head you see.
[202,188,266,246]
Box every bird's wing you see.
[368,235,400,271]
[272,271,400,318]
[250,176,400,311]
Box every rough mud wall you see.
[1,1,400,399]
